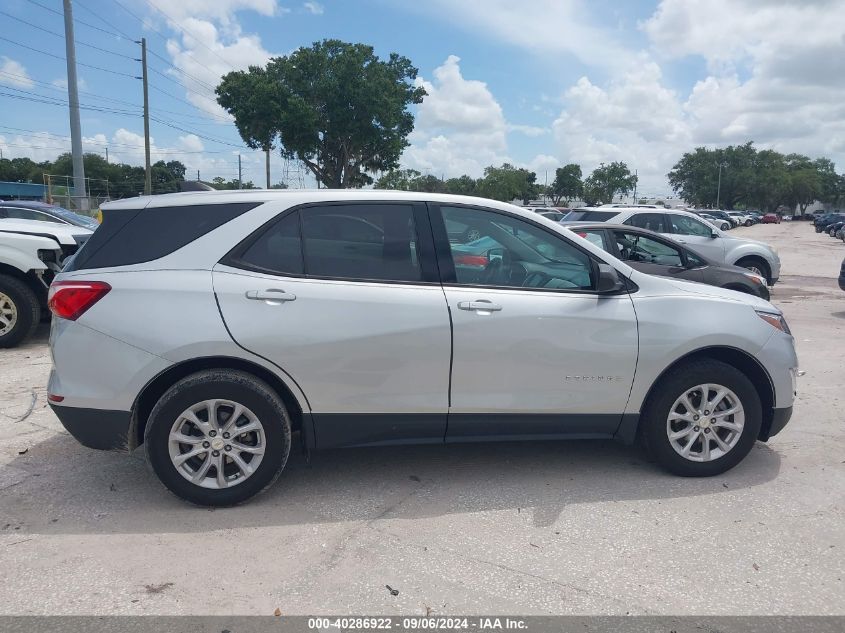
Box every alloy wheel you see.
[0,292,18,337]
[666,383,745,462]
[168,399,266,489]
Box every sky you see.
[1,0,844,197]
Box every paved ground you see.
[0,221,843,615]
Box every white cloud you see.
[404,0,631,71]
[507,124,549,137]
[51,77,88,91]
[303,2,324,15]
[403,55,510,177]
[0,57,34,89]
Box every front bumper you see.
[50,404,131,451]
[760,406,793,441]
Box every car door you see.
[664,213,727,262]
[608,229,705,284]
[431,204,639,440]
[213,202,452,448]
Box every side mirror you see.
[596,263,624,293]
[486,247,505,261]
[710,230,719,238]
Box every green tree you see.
[444,174,479,196]
[478,163,539,204]
[211,176,258,190]
[548,164,582,205]
[375,168,422,190]
[216,66,280,188]
[583,161,637,205]
[219,40,426,189]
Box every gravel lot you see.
[0,221,843,615]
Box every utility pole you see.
[105,147,108,163]
[63,0,87,210]
[140,37,151,196]
[716,162,726,209]
[238,154,242,189]
[633,169,637,204]
[197,169,200,181]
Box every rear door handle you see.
[245,289,297,303]
[457,300,502,313]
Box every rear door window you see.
[235,212,304,275]
[301,204,422,282]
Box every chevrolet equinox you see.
[47,191,798,505]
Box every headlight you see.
[756,310,791,334]
[742,271,765,285]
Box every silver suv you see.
[563,207,780,284]
[48,191,798,505]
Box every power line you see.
[24,0,130,40]
[0,10,138,61]
[149,116,243,148]
[0,88,141,116]
[0,35,140,79]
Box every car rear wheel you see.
[0,275,40,349]
[145,370,291,506]
[640,360,762,476]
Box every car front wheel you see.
[640,359,762,477]
[145,370,291,506]
[0,275,40,349]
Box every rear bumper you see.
[50,404,131,451]
[760,406,793,441]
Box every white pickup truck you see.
[0,219,93,347]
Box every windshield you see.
[42,205,100,230]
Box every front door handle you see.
[457,300,502,313]
[245,289,297,303]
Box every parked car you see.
[0,201,99,230]
[537,210,566,222]
[814,213,845,232]
[705,210,739,228]
[48,191,797,505]
[727,212,755,227]
[562,207,781,284]
[837,225,845,241]
[571,223,770,300]
[840,256,845,291]
[0,219,93,347]
[827,221,845,237]
[762,213,781,224]
[699,213,731,231]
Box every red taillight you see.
[47,394,64,403]
[48,281,111,320]
[454,254,489,266]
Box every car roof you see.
[0,200,58,210]
[565,222,718,263]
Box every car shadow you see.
[2,432,782,535]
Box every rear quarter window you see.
[66,202,260,271]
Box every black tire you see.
[461,227,482,243]
[745,220,752,227]
[144,369,292,506]
[640,359,762,477]
[0,274,41,349]
[734,256,771,284]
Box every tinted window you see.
[624,213,665,232]
[301,205,421,282]
[236,212,304,275]
[441,206,594,291]
[614,231,683,266]
[2,208,64,223]
[562,209,618,222]
[67,202,259,271]
[669,214,712,237]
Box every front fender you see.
[0,234,56,272]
